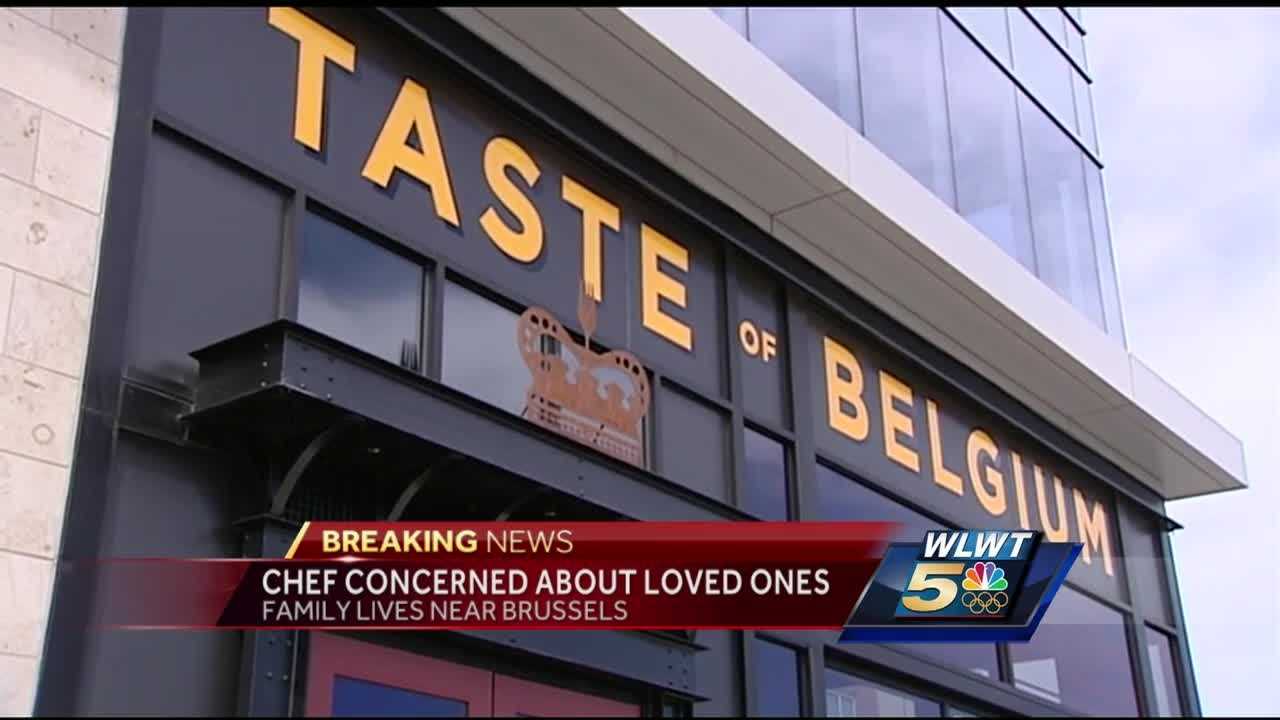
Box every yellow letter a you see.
[362,78,460,227]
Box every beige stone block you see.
[0,452,68,558]
[5,272,89,377]
[32,111,110,214]
[9,7,51,27]
[0,89,38,183]
[0,653,37,716]
[0,551,53,657]
[0,266,10,346]
[52,7,123,63]
[0,174,98,293]
[0,356,78,465]
[0,10,119,136]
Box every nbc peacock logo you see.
[960,561,1009,615]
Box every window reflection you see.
[1063,24,1087,69]
[1020,95,1105,327]
[441,281,529,416]
[711,5,1121,335]
[1009,9,1076,135]
[1009,587,1139,715]
[814,465,1000,680]
[743,427,789,520]
[331,676,467,717]
[824,668,941,717]
[298,211,424,370]
[659,385,728,502]
[748,8,860,130]
[1027,7,1066,46]
[941,15,1036,271]
[1073,72,1099,153]
[752,637,803,717]
[1146,627,1183,717]
[1085,166,1126,340]
[856,7,956,206]
[946,8,1011,66]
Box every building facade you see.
[0,6,1249,717]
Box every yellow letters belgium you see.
[822,335,1114,576]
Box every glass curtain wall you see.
[710,7,1126,342]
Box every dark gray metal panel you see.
[692,631,743,717]
[150,7,731,398]
[40,5,1199,717]
[272,329,734,521]
[184,323,740,523]
[76,433,245,716]
[657,383,732,504]
[126,126,288,394]
[236,520,305,716]
[795,294,1129,602]
[735,255,789,431]
[459,630,699,697]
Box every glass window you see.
[299,211,424,370]
[1072,72,1099,154]
[441,280,529,415]
[1063,23,1087,69]
[1020,95,1106,328]
[1087,169,1125,340]
[1146,627,1183,717]
[1027,7,1066,46]
[824,668,941,717]
[748,8,860,130]
[659,385,729,502]
[743,427,789,520]
[711,7,747,37]
[1010,587,1139,715]
[814,465,1000,680]
[941,15,1036,271]
[752,637,803,717]
[1009,9,1076,134]
[331,676,467,717]
[946,8,1011,66]
[856,7,956,206]
[1123,511,1173,624]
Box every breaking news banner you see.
[95,522,1078,641]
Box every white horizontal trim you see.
[441,6,1247,500]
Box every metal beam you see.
[269,415,363,516]
[386,453,462,521]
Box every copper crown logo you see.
[517,282,651,467]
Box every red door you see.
[306,633,492,716]
[305,633,641,717]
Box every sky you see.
[1087,8,1280,716]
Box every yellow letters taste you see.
[268,9,695,353]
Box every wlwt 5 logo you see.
[896,531,1033,620]
[839,529,1080,644]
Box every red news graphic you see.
[97,522,897,631]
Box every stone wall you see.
[0,7,124,715]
